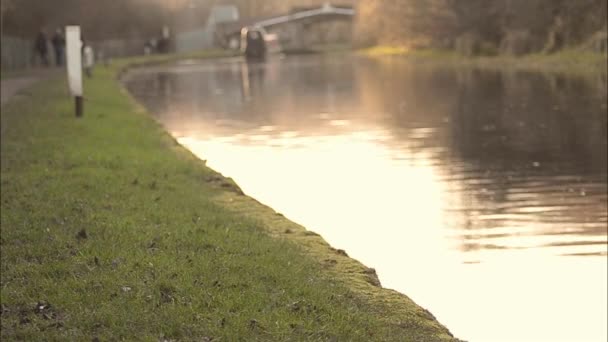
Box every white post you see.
[65,26,83,117]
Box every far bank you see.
[360,46,608,75]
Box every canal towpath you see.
[1,69,60,106]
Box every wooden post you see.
[66,26,83,117]
[75,95,83,118]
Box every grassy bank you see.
[0,53,457,341]
[361,45,608,75]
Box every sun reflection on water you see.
[126,55,608,342]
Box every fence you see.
[1,33,218,71]
[94,38,148,59]
[1,35,34,70]
[175,28,213,54]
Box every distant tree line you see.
[6,0,601,56]
[1,0,180,40]
[1,0,357,41]
[355,0,608,55]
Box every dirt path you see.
[1,77,40,106]
[1,69,61,107]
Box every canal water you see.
[124,55,608,342]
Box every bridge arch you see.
[216,3,355,52]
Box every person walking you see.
[35,30,49,67]
[83,43,95,78]
[51,28,65,66]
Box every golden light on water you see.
[177,125,607,342]
[126,56,608,341]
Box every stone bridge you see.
[215,3,355,51]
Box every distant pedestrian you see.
[51,28,66,67]
[158,37,169,54]
[35,30,49,67]
[80,34,86,54]
[83,44,95,78]
[144,40,153,55]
